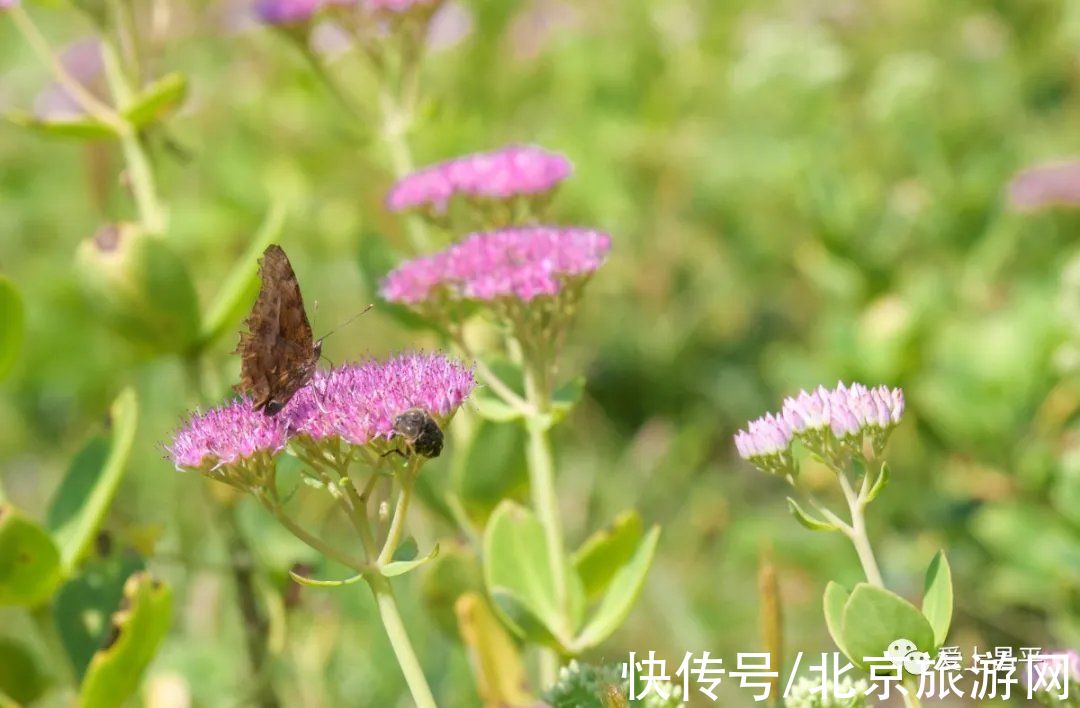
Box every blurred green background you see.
[2,0,1080,704]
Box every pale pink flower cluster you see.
[167,399,288,471]
[386,145,572,214]
[735,381,904,463]
[380,226,610,304]
[1008,160,1080,211]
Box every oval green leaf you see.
[381,543,440,577]
[787,497,837,532]
[0,638,49,704]
[482,501,568,645]
[0,507,62,606]
[573,525,660,651]
[6,111,117,141]
[840,583,935,669]
[0,276,24,381]
[921,550,952,649]
[572,510,643,601]
[54,552,145,680]
[823,581,852,661]
[46,388,138,572]
[79,572,172,708]
[123,73,188,128]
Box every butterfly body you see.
[234,244,321,416]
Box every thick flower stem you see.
[523,366,567,688]
[837,474,885,588]
[367,573,438,708]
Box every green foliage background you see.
[2,0,1080,704]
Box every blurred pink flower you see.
[365,0,440,12]
[380,226,611,304]
[0,0,17,9]
[32,39,105,120]
[1007,160,1080,211]
[284,352,474,446]
[386,145,572,214]
[255,0,321,25]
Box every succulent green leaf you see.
[572,510,644,601]
[823,582,853,661]
[840,583,935,668]
[0,276,24,381]
[549,376,586,425]
[46,388,138,572]
[574,525,660,651]
[123,73,188,128]
[54,552,145,679]
[6,111,117,140]
[381,543,440,577]
[0,507,62,606]
[78,572,172,708]
[921,550,953,649]
[786,497,837,532]
[197,205,286,350]
[482,501,567,645]
[0,638,49,705]
[865,462,890,504]
[288,568,366,588]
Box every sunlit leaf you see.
[0,276,24,381]
[840,584,934,669]
[123,73,188,129]
[46,388,138,572]
[0,507,62,606]
[78,572,172,708]
[921,551,952,649]
[573,525,660,651]
[455,592,533,706]
[572,510,643,601]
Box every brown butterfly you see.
[234,244,321,416]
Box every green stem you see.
[8,5,127,133]
[367,573,438,708]
[377,84,432,253]
[523,365,566,687]
[837,473,884,588]
[263,497,368,573]
[99,38,167,235]
[376,460,419,566]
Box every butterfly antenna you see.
[319,303,374,342]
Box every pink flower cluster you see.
[167,352,473,471]
[380,226,611,303]
[167,399,288,471]
[285,351,475,445]
[735,382,904,462]
[733,414,792,461]
[386,145,572,214]
[1008,160,1080,211]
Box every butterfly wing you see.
[235,244,319,415]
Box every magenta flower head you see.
[284,351,474,453]
[1007,159,1080,211]
[386,145,572,217]
[167,399,288,489]
[255,0,321,25]
[381,226,610,305]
